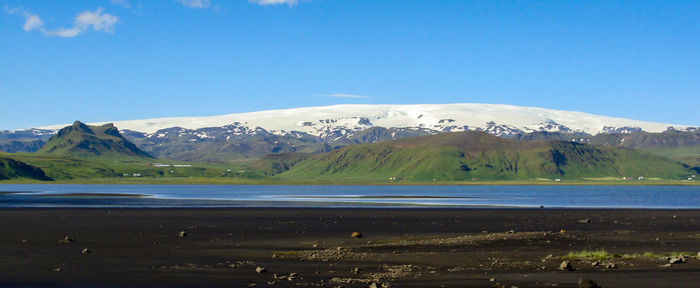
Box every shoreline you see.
[1,208,698,287]
[1,178,699,186]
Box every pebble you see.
[81,248,91,254]
[255,267,267,273]
[60,236,75,243]
[178,231,187,237]
[351,232,363,238]
[578,278,601,288]
[558,261,573,271]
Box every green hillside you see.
[280,131,693,181]
[0,157,52,181]
[39,121,153,159]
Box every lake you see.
[0,184,698,208]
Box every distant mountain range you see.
[1,103,698,162]
[0,118,697,182]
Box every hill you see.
[38,121,153,159]
[280,131,694,181]
[0,157,52,181]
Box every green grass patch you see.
[273,250,300,256]
[563,250,694,261]
[562,250,612,261]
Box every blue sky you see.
[1,0,698,129]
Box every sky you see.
[1,0,698,130]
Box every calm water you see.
[0,184,698,208]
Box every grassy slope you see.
[0,157,52,181]
[280,132,693,182]
[1,152,251,182]
[645,145,700,168]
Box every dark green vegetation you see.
[0,157,52,181]
[281,131,695,181]
[0,122,697,184]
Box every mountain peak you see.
[39,122,153,159]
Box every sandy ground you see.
[1,208,698,287]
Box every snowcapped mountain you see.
[4,103,696,161]
[37,103,687,136]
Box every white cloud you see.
[22,13,43,31]
[5,7,43,32]
[109,0,131,9]
[177,0,211,8]
[320,94,372,99]
[74,8,118,32]
[249,0,299,6]
[44,8,118,38]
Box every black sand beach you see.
[1,208,699,287]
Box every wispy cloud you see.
[177,0,211,9]
[6,7,118,38]
[249,0,299,6]
[5,7,43,32]
[109,0,131,9]
[44,8,118,38]
[319,94,372,99]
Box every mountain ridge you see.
[34,103,693,135]
[279,131,694,181]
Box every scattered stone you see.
[578,219,591,223]
[178,231,187,237]
[489,278,497,282]
[81,248,91,254]
[559,229,567,234]
[604,262,617,269]
[559,261,573,271]
[591,261,600,267]
[21,239,27,244]
[660,263,673,268]
[255,267,267,273]
[507,229,516,234]
[352,267,361,274]
[248,284,257,287]
[669,256,686,264]
[59,236,75,243]
[351,232,363,238]
[54,267,63,272]
[578,277,601,288]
